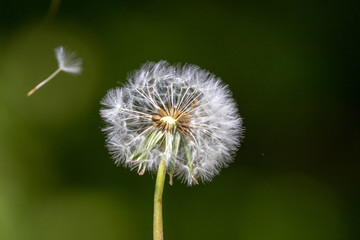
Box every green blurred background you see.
[0,0,359,239]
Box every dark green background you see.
[0,0,359,239]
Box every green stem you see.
[153,159,166,240]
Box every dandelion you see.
[27,46,82,96]
[100,61,243,240]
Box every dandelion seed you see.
[101,61,243,185]
[27,46,82,96]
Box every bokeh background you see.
[0,0,359,239]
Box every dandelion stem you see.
[153,159,166,240]
[27,68,62,96]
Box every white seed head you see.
[100,61,243,185]
[55,46,82,74]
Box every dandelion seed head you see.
[101,61,243,185]
[55,46,82,74]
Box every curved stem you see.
[153,159,166,240]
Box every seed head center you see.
[152,108,191,134]
[160,116,176,125]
